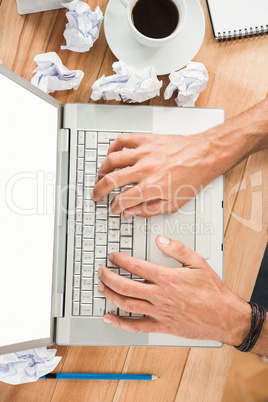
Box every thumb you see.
[156,235,205,268]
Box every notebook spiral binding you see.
[217,25,268,41]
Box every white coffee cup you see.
[119,0,187,47]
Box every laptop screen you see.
[0,70,59,351]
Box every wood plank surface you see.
[0,0,267,401]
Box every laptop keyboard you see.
[72,131,143,318]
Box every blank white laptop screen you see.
[0,73,58,347]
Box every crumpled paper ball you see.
[0,347,61,385]
[91,61,162,103]
[164,62,209,107]
[61,0,103,52]
[31,52,84,94]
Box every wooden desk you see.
[0,0,267,400]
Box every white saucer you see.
[104,0,205,75]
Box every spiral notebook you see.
[206,0,268,40]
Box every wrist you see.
[220,295,252,346]
[203,99,268,177]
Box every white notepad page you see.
[207,0,268,37]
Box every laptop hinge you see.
[52,128,70,318]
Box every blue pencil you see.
[40,373,158,380]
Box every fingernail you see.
[98,267,103,279]
[158,235,170,245]
[98,281,105,292]
[103,315,112,324]
[109,253,114,262]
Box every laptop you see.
[0,64,224,354]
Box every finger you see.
[110,185,145,214]
[98,281,155,316]
[97,149,138,181]
[111,183,166,215]
[109,252,161,283]
[102,314,160,333]
[156,236,205,267]
[123,199,175,218]
[91,167,137,201]
[98,266,155,301]
[107,133,152,155]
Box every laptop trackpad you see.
[147,199,195,268]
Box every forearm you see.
[205,98,268,179]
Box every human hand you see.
[91,132,219,217]
[97,236,251,345]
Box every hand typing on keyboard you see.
[97,235,251,347]
[91,132,218,217]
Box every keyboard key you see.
[120,249,132,257]
[94,259,106,271]
[74,262,81,275]
[109,192,118,204]
[96,195,108,206]
[73,288,80,302]
[98,131,119,143]
[83,226,95,238]
[108,243,119,253]
[76,196,83,209]
[97,156,105,168]
[84,188,92,200]
[120,237,132,249]
[108,230,120,242]
[78,131,84,145]
[94,284,104,298]
[96,207,107,220]
[96,220,107,233]
[77,145,84,158]
[96,233,107,246]
[75,236,82,249]
[76,223,82,235]
[106,300,118,315]
[107,259,116,268]
[85,162,96,175]
[109,217,120,230]
[121,215,133,224]
[84,213,95,226]
[80,304,93,316]
[98,143,109,156]
[84,175,96,187]
[73,302,80,315]
[121,223,132,236]
[83,239,94,251]
[84,200,95,213]
[81,278,93,291]
[85,131,97,149]
[81,289,93,302]
[119,309,130,317]
[82,252,94,264]
[82,265,93,277]
[77,158,84,170]
[76,184,83,196]
[85,149,97,162]
[93,298,105,316]
[76,210,82,222]
[75,249,81,261]
[73,275,80,287]
[77,171,84,184]
[95,245,107,258]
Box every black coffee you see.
[132,0,179,39]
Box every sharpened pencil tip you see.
[152,375,159,380]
